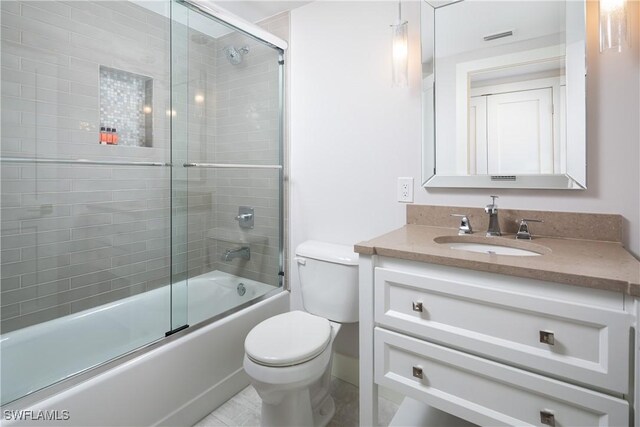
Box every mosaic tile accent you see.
[99,66,153,147]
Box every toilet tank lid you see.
[295,240,359,266]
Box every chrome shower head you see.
[224,45,249,65]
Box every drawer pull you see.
[539,330,555,345]
[412,301,423,312]
[540,409,555,426]
[412,365,423,379]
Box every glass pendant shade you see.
[600,0,629,52]
[392,20,409,87]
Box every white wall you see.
[289,1,416,309]
[290,1,639,356]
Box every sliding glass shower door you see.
[170,0,285,327]
[0,0,284,406]
[0,0,174,405]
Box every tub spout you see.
[221,246,250,261]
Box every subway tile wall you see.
[209,14,288,287]
[0,1,289,333]
[1,0,173,334]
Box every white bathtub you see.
[1,271,287,426]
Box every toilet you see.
[243,241,359,427]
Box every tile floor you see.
[193,377,399,427]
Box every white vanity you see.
[357,205,640,427]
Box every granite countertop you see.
[355,224,640,297]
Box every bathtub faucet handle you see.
[235,206,254,229]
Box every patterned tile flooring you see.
[193,377,399,427]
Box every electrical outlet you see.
[397,177,414,203]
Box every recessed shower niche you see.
[99,66,153,147]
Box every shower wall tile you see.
[69,282,147,314]
[0,305,72,333]
[0,0,20,14]
[208,12,289,288]
[175,26,219,282]
[1,304,21,321]
[1,250,21,264]
[0,0,173,334]
[21,280,112,315]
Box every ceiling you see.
[133,0,310,40]
[212,1,312,24]
[423,1,567,60]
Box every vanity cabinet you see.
[359,256,636,427]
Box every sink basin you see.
[433,236,550,257]
[446,242,541,257]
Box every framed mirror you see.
[421,0,587,189]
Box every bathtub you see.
[1,271,288,426]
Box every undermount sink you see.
[446,242,541,257]
[434,236,550,257]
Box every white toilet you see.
[243,240,359,427]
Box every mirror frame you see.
[421,0,587,190]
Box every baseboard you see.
[157,368,250,426]
[331,354,404,405]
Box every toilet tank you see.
[295,241,359,323]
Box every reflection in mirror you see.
[422,0,586,189]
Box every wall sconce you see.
[600,0,629,52]
[391,1,408,87]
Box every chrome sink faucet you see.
[450,213,473,235]
[515,218,543,240]
[485,195,501,237]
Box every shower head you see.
[224,45,249,65]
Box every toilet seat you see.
[245,311,331,367]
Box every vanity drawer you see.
[375,328,629,427]
[374,267,631,394]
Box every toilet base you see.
[260,387,313,427]
[258,385,335,427]
[313,393,335,427]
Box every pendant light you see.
[600,0,629,52]
[391,1,409,87]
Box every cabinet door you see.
[376,328,629,427]
[486,88,554,174]
[374,267,631,394]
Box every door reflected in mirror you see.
[421,0,587,189]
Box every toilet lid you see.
[245,311,332,367]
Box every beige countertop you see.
[355,224,640,297]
